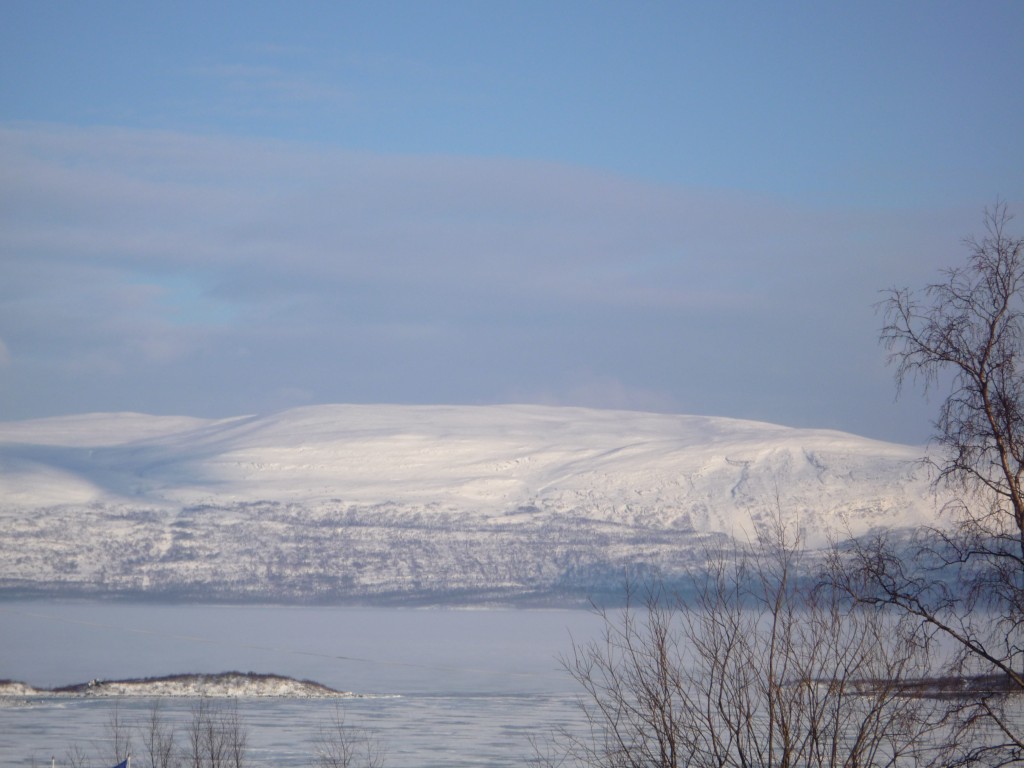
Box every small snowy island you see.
[0,671,352,699]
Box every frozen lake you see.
[0,601,606,766]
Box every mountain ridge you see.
[0,404,951,605]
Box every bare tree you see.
[313,704,387,768]
[222,706,247,768]
[61,744,93,768]
[836,203,1024,765]
[107,703,133,767]
[183,700,204,768]
[59,704,134,768]
[140,702,179,768]
[182,699,248,768]
[540,517,948,768]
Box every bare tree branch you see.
[843,203,1024,765]
[548,513,947,767]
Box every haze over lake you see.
[0,601,605,766]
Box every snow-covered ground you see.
[0,672,349,699]
[0,404,953,603]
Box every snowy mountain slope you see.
[0,404,952,604]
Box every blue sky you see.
[2,1,1022,443]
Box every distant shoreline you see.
[0,671,354,699]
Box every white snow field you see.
[0,404,951,603]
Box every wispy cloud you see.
[0,123,994,437]
[191,62,355,107]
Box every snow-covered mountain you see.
[0,404,950,604]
